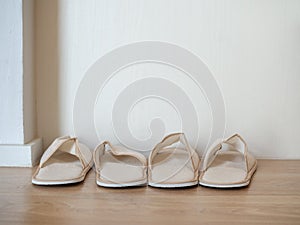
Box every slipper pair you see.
[31,136,147,187]
[148,133,257,188]
[32,133,257,188]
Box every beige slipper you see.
[199,134,257,188]
[93,141,147,187]
[148,133,200,188]
[32,136,93,185]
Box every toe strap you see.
[200,134,252,172]
[93,141,147,171]
[149,133,200,172]
[39,136,90,169]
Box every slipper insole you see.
[202,151,246,184]
[35,151,82,181]
[99,152,145,183]
[151,148,195,183]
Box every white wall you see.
[0,0,41,167]
[0,0,24,144]
[0,0,36,144]
[35,0,300,159]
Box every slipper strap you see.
[39,136,88,168]
[200,134,249,172]
[93,141,147,171]
[149,133,200,172]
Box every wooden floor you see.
[0,160,300,225]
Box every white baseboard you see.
[0,138,43,167]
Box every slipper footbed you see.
[34,151,83,181]
[201,151,247,184]
[98,152,145,183]
[151,148,195,184]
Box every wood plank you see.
[0,160,299,225]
